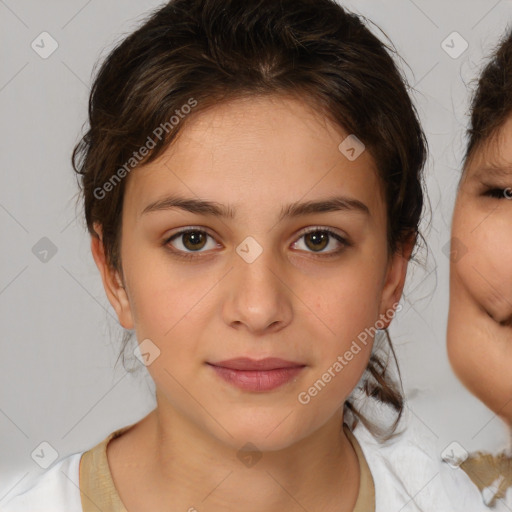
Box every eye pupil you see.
[305,231,329,251]
[183,231,206,251]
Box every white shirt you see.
[1,412,496,512]
[2,452,83,512]
[351,411,487,511]
[440,454,512,512]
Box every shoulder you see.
[351,410,490,511]
[2,452,83,512]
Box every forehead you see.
[123,94,385,220]
[465,115,512,179]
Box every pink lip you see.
[207,357,306,392]
[211,357,304,370]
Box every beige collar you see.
[79,423,375,512]
[79,424,132,512]
[344,423,376,511]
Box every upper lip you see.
[208,357,305,371]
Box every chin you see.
[460,379,512,429]
[486,392,512,429]
[239,423,304,451]
[211,412,315,453]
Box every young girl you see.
[3,0,469,510]
[445,27,512,511]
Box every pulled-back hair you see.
[464,27,512,167]
[72,0,427,439]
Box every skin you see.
[91,93,412,512]
[448,114,512,426]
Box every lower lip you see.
[209,365,305,392]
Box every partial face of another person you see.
[92,94,409,451]
[448,115,512,425]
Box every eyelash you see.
[483,187,511,199]
[163,226,350,261]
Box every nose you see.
[221,240,293,335]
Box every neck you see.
[140,397,361,512]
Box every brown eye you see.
[182,231,207,251]
[292,228,349,256]
[166,228,217,255]
[304,231,330,252]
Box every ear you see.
[378,234,415,328]
[90,222,134,330]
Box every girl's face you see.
[93,94,409,450]
[448,115,512,424]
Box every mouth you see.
[207,357,306,392]
[209,357,305,371]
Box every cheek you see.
[123,253,214,343]
[457,222,512,319]
[456,343,512,422]
[305,266,381,373]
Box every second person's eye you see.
[483,187,512,199]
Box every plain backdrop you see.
[1,0,512,502]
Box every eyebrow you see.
[471,164,512,180]
[140,194,370,221]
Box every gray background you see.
[1,0,511,502]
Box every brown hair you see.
[464,28,512,168]
[72,0,427,439]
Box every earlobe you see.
[90,223,134,330]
